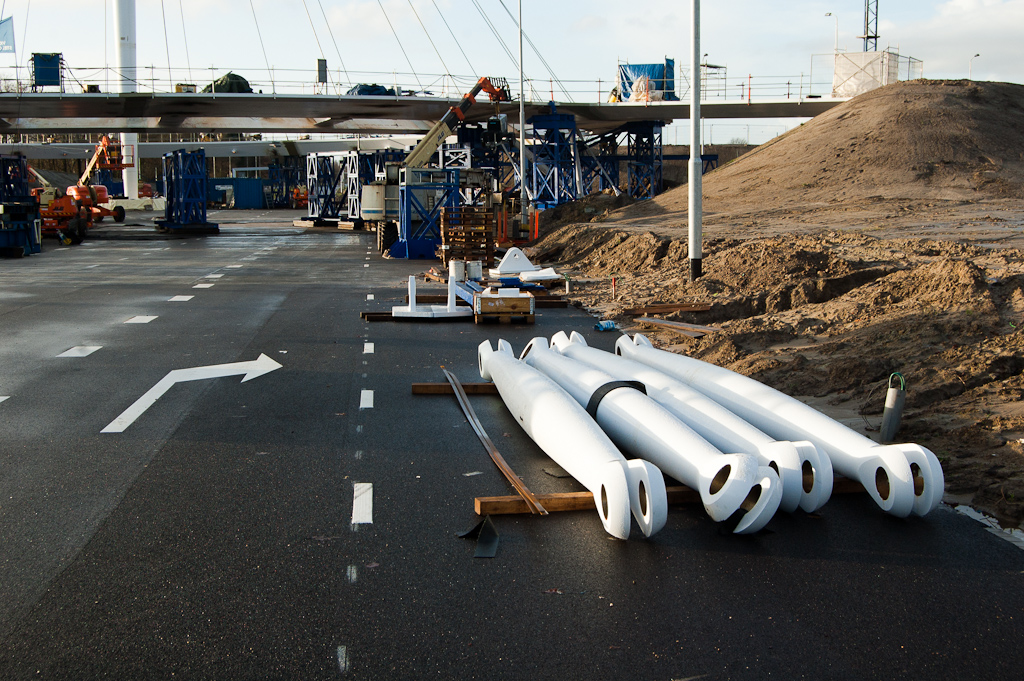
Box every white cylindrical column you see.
[688,0,702,281]
[114,0,139,199]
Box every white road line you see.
[336,646,349,673]
[57,346,102,358]
[346,565,358,584]
[193,283,214,289]
[168,295,194,302]
[0,396,9,403]
[363,264,369,268]
[125,316,158,324]
[363,342,374,354]
[366,293,374,300]
[226,265,243,268]
[359,390,374,409]
[352,483,373,524]
[355,425,363,433]
[204,274,223,279]
[85,264,100,269]
[365,257,370,260]
[354,450,364,459]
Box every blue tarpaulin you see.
[0,17,15,54]
[616,59,677,101]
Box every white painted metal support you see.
[617,334,944,517]
[478,339,634,539]
[525,337,781,533]
[688,0,702,281]
[552,331,832,513]
[114,0,139,199]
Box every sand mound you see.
[601,79,1024,227]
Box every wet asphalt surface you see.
[1,211,1022,680]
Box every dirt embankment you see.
[530,80,1024,526]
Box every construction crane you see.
[863,0,879,52]
[402,77,511,168]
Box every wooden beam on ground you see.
[622,303,712,315]
[412,382,498,395]
[475,477,868,515]
[635,316,720,337]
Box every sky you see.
[0,0,1021,142]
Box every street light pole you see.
[688,0,702,281]
[519,0,528,239]
[825,12,838,53]
[969,53,980,80]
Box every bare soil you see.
[530,79,1024,527]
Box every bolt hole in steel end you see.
[710,464,731,495]
[802,460,814,493]
[876,466,891,501]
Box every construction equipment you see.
[72,135,134,223]
[30,170,90,245]
[361,77,511,258]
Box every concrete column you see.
[114,0,139,199]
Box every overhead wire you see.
[407,0,451,92]
[497,0,573,102]
[432,0,475,76]
[159,0,173,86]
[316,0,351,89]
[178,0,193,83]
[377,0,423,93]
[248,0,275,92]
[471,0,519,71]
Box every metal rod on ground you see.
[688,0,702,281]
[442,369,548,515]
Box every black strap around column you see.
[585,380,647,419]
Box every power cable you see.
[471,0,519,71]
[248,0,275,92]
[159,0,173,86]
[20,0,30,73]
[405,0,450,87]
[178,0,193,83]
[432,0,475,76]
[497,0,572,101]
[377,0,423,93]
[317,0,351,89]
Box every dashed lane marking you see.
[352,483,373,524]
[363,264,369,268]
[359,390,374,409]
[226,265,243,268]
[363,342,374,354]
[366,294,374,300]
[168,295,194,302]
[57,346,102,358]
[193,283,214,289]
[125,316,158,324]
[336,645,349,673]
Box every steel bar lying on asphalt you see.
[443,368,548,515]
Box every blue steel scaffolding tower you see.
[528,107,580,209]
[158,149,218,233]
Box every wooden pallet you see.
[474,313,535,325]
[441,207,495,267]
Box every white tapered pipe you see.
[551,330,832,513]
[617,334,944,517]
[478,340,636,539]
[520,337,781,533]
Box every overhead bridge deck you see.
[0,92,844,135]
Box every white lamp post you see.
[969,53,980,80]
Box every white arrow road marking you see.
[359,390,374,409]
[168,295,194,302]
[57,346,102,357]
[0,396,9,403]
[125,316,158,324]
[101,354,283,433]
[352,483,373,524]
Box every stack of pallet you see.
[440,207,495,267]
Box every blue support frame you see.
[528,109,579,209]
[306,153,343,220]
[391,167,460,260]
[0,154,42,255]
[625,121,663,199]
[159,148,218,232]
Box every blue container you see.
[232,177,266,209]
[32,53,61,87]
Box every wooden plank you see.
[411,382,498,395]
[476,478,868,515]
[636,316,720,333]
[475,486,701,515]
[622,303,712,315]
[474,313,535,325]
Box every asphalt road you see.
[1,211,1022,680]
